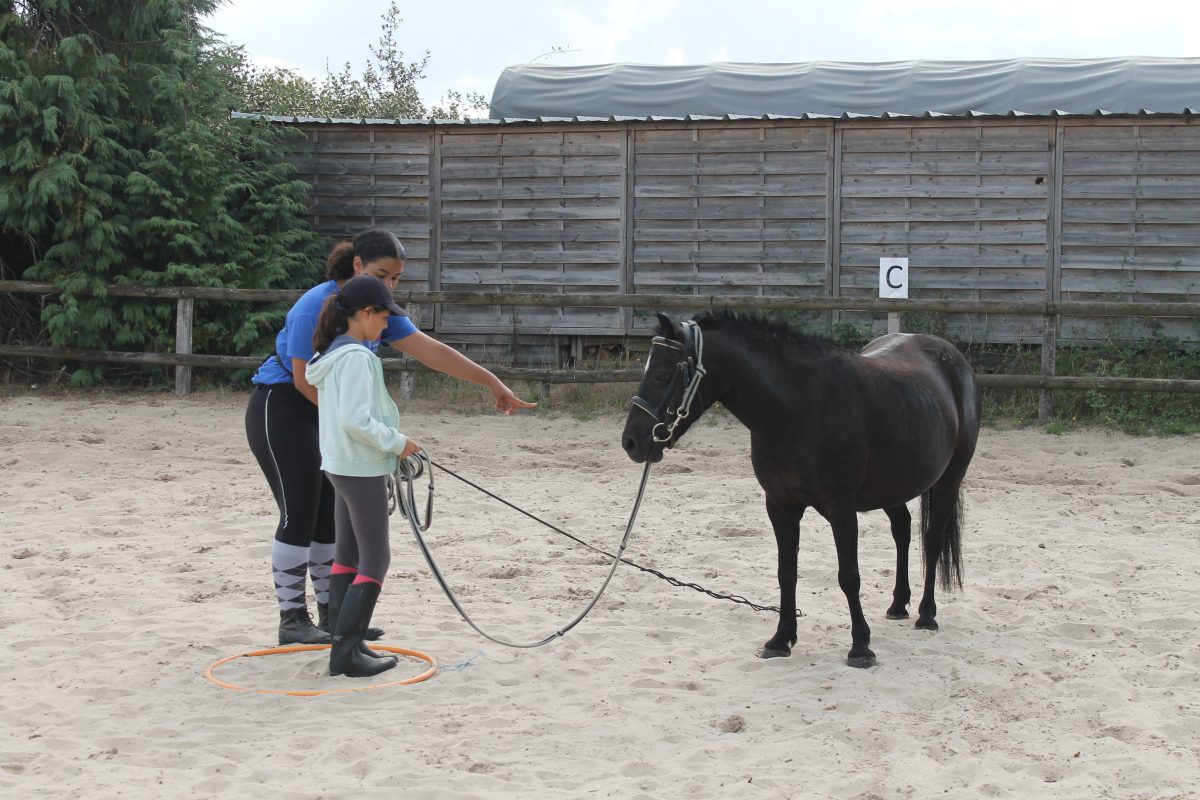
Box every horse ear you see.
[654,313,677,339]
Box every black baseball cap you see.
[337,274,407,316]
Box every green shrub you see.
[0,1,323,385]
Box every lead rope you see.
[391,452,653,649]
[422,459,794,615]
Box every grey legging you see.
[325,472,391,584]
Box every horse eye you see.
[651,370,670,386]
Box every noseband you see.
[630,320,706,444]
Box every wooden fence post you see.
[175,297,193,395]
[1041,122,1064,422]
[1040,313,1058,421]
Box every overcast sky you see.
[205,0,1198,110]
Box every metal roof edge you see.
[231,109,1200,126]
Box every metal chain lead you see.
[392,454,798,627]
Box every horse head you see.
[622,313,709,463]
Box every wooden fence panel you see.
[437,128,625,334]
[1060,122,1200,343]
[281,117,1200,348]
[838,123,1054,342]
[630,124,832,332]
[299,124,434,292]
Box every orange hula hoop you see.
[204,644,437,697]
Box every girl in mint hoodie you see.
[304,275,425,677]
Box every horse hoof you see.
[886,610,909,620]
[846,651,876,669]
[915,617,939,631]
[758,646,791,659]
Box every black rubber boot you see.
[278,606,331,645]
[322,575,388,659]
[321,573,385,641]
[329,582,397,678]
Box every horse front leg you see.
[759,497,803,659]
[883,504,912,619]
[829,506,875,668]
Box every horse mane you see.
[688,309,851,359]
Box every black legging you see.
[245,383,336,547]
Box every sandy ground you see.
[1,391,1198,799]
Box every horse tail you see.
[919,487,965,591]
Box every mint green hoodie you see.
[305,336,408,477]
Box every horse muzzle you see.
[621,430,666,464]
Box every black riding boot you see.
[278,606,330,645]
[320,573,385,640]
[321,573,388,659]
[329,582,397,678]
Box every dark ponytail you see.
[312,295,350,353]
[323,228,407,281]
[324,241,356,280]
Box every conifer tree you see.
[0,0,322,385]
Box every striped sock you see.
[309,542,335,605]
[271,541,310,611]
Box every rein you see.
[630,320,707,444]
[391,452,652,649]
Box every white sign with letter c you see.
[880,257,909,299]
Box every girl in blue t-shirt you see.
[244,229,535,645]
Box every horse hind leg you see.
[883,504,912,620]
[916,481,965,631]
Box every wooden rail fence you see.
[2,280,1199,412]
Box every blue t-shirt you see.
[251,280,418,385]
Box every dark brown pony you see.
[621,311,980,667]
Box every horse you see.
[621,311,980,667]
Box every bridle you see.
[630,320,706,444]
